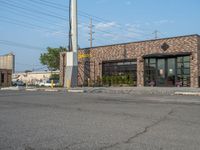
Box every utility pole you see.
[65,0,78,88]
[89,18,95,48]
[153,30,158,39]
[87,18,95,86]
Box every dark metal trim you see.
[102,59,137,64]
[143,52,192,58]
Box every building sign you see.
[78,54,91,59]
[161,43,169,51]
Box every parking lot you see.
[0,90,200,150]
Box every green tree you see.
[40,47,67,70]
[50,74,60,80]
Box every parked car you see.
[12,81,26,86]
[38,80,59,87]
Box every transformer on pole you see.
[65,0,78,88]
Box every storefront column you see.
[190,53,199,87]
[137,57,144,86]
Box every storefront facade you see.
[60,34,200,87]
[144,54,191,87]
[0,69,12,87]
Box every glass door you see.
[157,59,166,86]
[166,58,176,86]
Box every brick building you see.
[0,53,15,87]
[60,34,200,88]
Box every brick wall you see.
[197,35,200,86]
[61,35,200,87]
[0,69,12,87]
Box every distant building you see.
[60,34,200,88]
[13,70,59,85]
[0,53,15,87]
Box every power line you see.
[0,1,110,38]
[1,5,68,28]
[0,6,69,37]
[8,0,68,20]
[0,17,68,37]
[0,0,155,48]
[1,0,152,42]
[14,0,151,38]
[0,3,69,36]
[0,40,45,51]
[27,0,110,23]
[0,1,68,21]
[0,16,60,31]
[16,62,43,67]
[32,66,47,71]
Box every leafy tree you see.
[40,47,67,70]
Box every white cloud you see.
[125,1,132,5]
[95,22,119,30]
[94,22,146,43]
[154,20,174,25]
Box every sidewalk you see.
[1,86,200,96]
[78,87,200,96]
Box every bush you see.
[102,74,137,87]
[106,76,111,86]
[102,76,106,85]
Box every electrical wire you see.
[0,1,68,21]
[0,40,45,51]
[4,0,151,39]
[0,0,155,48]
[24,0,152,37]
[1,6,68,28]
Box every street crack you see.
[99,108,174,150]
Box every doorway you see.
[144,56,190,87]
[156,58,175,86]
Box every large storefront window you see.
[144,58,156,86]
[102,59,137,86]
[144,56,190,87]
[177,56,190,87]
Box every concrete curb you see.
[44,89,59,92]
[0,86,25,91]
[26,88,38,91]
[68,89,85,93]
[175,92,200,96]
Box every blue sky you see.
[0,0,200,71]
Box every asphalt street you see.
[0,91,200,150]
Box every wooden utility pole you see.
[89,18,94,48]
[153,30,158,39]
[88,18,95,85]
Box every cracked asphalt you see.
[0,91,200,150]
